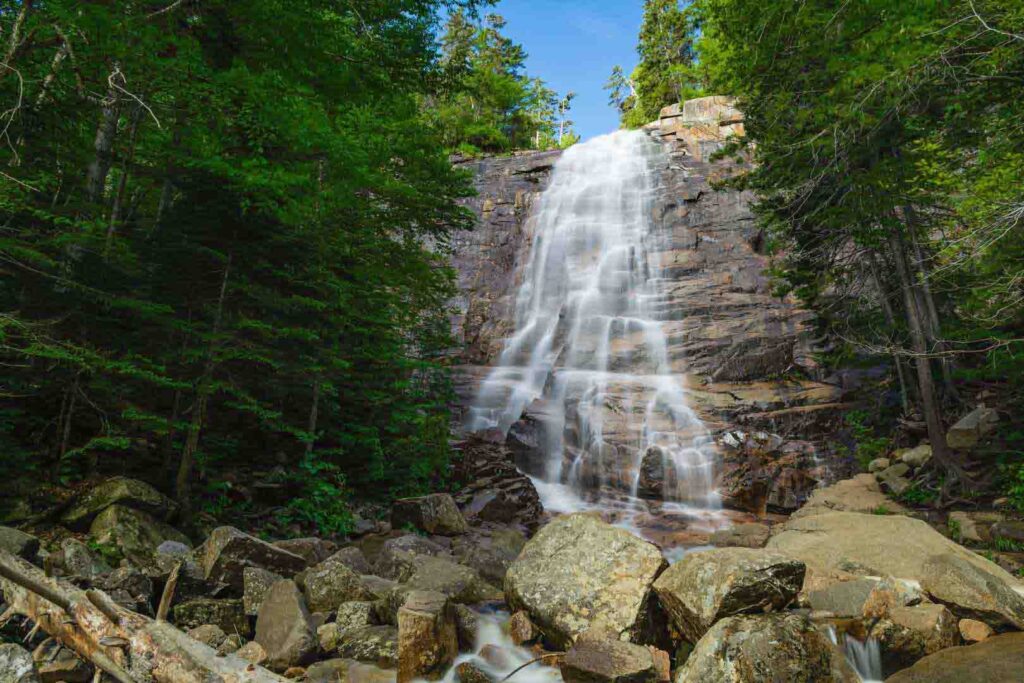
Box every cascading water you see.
[468,130,719,520]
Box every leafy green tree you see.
[694,0,1024,495]
[432,11,573,153]
[0,0,480,532]
[607,0,704,128]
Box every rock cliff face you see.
[450,98,849,510]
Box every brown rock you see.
[172,598,250,638]
[337,626,399,668]
[283,667,306,679]
[186,624,227,648]
[560,636,662,683]
[508,610,538,646]
[244,566,284,616]
[958,618,994,643]
[456,662,494,683]
[236,641,268,665]
[397,591,458,682]
[886,632,1024,683]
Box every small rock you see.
[304,553,374,613]
[391,494,469,536]
[560,636,661,683]
[337,601,376,634]
[283,666,306,679]
[397,591,458,683]
[236,641,268,665]
[900,444,933,469]
[0,526,40,561]
[243,566,284,616]
[0,643,39,683]
[947,511,1003,544]
[187,624,227,648]
[58,538,111,579]
[454,605,478,652]
[456,662,494,683]
[508,611,538,645]
[868,458,891,473]
[990,520,1024,543]
[876,463,912,495]
[478,644,515,669]
[864,603,961,671]
[318,623,342,652]
[217,634,244,655]
[337,625,399,668]
[958,618,994,643]
[173,598,251,638]
[199,526,306,590]
[708,523,770,549]
[273,537,337,567]
[653,547,805,642]
[806,579,877,617]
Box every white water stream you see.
[467,130,719,520]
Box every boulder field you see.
[3,462,1024,682]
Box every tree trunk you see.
[0,549,287,682]
[869,255,911,413]
[105,107,141,257]
[304,379,320,458]
[85,69,121,204]
[906,219,958,400]
[175,254,232,518]
[889,229,965,485]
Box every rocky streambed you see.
[3,445,1024,683]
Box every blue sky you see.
[489,1,644,141]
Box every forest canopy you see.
[0,0,566,534]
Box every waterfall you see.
[468,130,718,512]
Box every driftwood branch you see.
[0,548,287,682]
[155,561,181,621]
[500,652,564,682]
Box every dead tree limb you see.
[0,548,287,683]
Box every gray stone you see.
[0,643,39,683]
[946,407,999,450]
[919,552,1024,630]
[653,547,804,642]
[373,534,448,580]
[991,520,1024,543]
[304,552,374,613]
[0,526,39,561]
[61,476,177,528]
[453,604,478,652]
[867,458,890,473]
[236,641,267,665]
[199,526,305,590]
[186,624,227,647]
[336,601,376,634]
[391,494,469,536]
[89,504,190,574]
[451,528,527,585]
[805,579,878,617]
[255,579,317,672]
[326,546,372,575]
[947,511,1002,544]
[504,513,667,649]
[59,538,111,579]
[900,444,933,468]
[243,566,283,616]
[675,613,858,683]
[337,625,399,668]
[172,598,251,638]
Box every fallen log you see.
[0,548,286,682]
